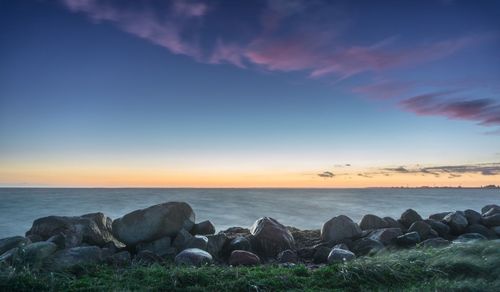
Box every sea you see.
[1,188,499,238]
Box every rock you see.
[454,233,487,243]
[350,238,384,256]
[464,209,482,225]
[228,250,261,266]
[172,229,194,251]
[133,250,163,265]
[333,243,349,250]
[191,220,215,235]
[327,248,355,264]
[227,236,252,254]
[321,215,362,242]
[444,212,468,235]
[206,233,228,258]
[47,233,67,250]
[482,214,500,227]
[383,217,404,229]
[296,247,315,260]
[313,246,331,264]
[483,208,500,217]
[112,202,195,246]
[277,249,298,263]
[359,214,387,230]
[48,246,103,271]
[0,236,30,255]
[420,237,451,248]
[26,213,116,247]
[408,221,433,240]
[465,224,497,239]
[481,204,500,215]
[250,217,295,257]
[429,212,451,221]
[0,247,18,264]
[16,242,58,268]
[396,232,421,246]
[491,226,500,236]
[222,227,250,236]
[106,251,131,267]
[424,220,450,238]
[174,248,213,266]
[186,235,209,251]
[368,228,402,245]
[400,209,423,228]
[136,236,172,257]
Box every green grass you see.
[1,241,499,291]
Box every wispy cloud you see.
[318,171,334,178]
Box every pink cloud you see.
[400,92,500,126]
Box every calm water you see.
[1,188,499,237]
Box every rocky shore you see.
[1,202,500,271]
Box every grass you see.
[1,240,499,291]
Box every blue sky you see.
[0,0,499,187]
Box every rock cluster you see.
[1,202,499,270]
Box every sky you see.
[0,0,500,187]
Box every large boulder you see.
[359,214,388,230]
[465,224,497,239]
[250,217,295,257]
[277,249,298,263]
[136,236,173,257]
[481,204,500,215]
[313,246,331,264]
[481,214,500,227]
[226,236,252,254]
[206,233,228,258]
[321,215,362,242]
[48,246,103,271]
[0,236,30,255]
[383,217,404,229]
[112,202,195,246]
[350,238,384,256]
[228,250,261,266]
[464,209,482,225]
[368,228,402,245]
[429,212,451,221]
[174,248,212,266]
[26,213,116,247]
[400,209,423,228]
[15,242,58,268]
[424,220,450,238]
[396,232,421,246]
[327,248,355,264]
[444,212,468,234]
[191,220,215,235]
[408,221,433,240]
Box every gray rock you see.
[133,250,163,265]
[48,246,103,271]
[464,209,482,225]
[313,246,331,264]
[174,248,213,266]
[454,233,487,243]
[206,233,228,258]
[112,202,195,246]
[229,250,261,266]
[26,213,117,247]
[327,248,355,264]
[250,217,295,257]
[106,251,131,267]
[483,208,500,217]
[333,243,349,250]
[482,214,500,227]
[408,221,433,240]
[400,209,423,228]
[429,212,451,221]
[424,220,450,238]
[0,236,30,255]
[172,229,194,251]
[359,214,387,230]
[277,249,298,263]
[396,232,421,246]
[350,238,384,256]
[0,247,18,264]
[481,204,500,215]
[136,236,172,257]
[444,212,468,235]
[420,237,451,248]
[383,217,404,229]
[369,228,402,245]
[191,220,215,235]
[186,235,208,251]
[16,242,58,268]
[465,224,497,239]
[321,215,362,242]
[491,226,500,236]
[227,236,251,255]
[26,234,43,243]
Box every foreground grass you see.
[1,241,499,291]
